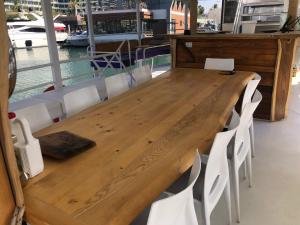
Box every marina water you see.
[12,47,92,103]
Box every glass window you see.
[224,0,238,23]
[21,27,46,32]
[95,19,137,34]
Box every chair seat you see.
[166,163,206,201]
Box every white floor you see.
[210,76,300,225]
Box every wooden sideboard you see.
[170,33,300,121]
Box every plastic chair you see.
[63,85,100,117]
[131,151,201,225]
[228,90,262,222]
[200,112,239,225]
[15,103,53,133]
[241,74,261,157]
[105,73,130,99]
[204,58,235,71]
[166,114,239,225]
[132,64,152,86]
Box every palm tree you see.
[12,0,20,12]
[68,0,79,16]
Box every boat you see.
[63,31,89,47]
[7,12,68,48]
[63,30,153,47]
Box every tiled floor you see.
[210,76,300,225]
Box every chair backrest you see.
[146,151,201,225]
[233,90,262,164]
[15,103,53,133]
[204,58,235,71]
[132,64,152,86]
[204,112,239,212]
[105,73,130,99]
[63,85,100,117]
[241,73,261,112]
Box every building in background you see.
[4,0,188,34]
[91,0,189,35]
[4,0,42,12]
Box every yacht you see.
[64,31,151,47]
[7,13,68,48]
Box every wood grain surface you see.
[24,69,254,225]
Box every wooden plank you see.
[0,148,15,225]
[271,39,282,121]
[0,2,23,224]
[24,69,254,225]
[288,0,299,20]
[176,39,278,67]
[274,38,297,120]
[189,39,278,49]
[171,38,177,69]
[189,0,198,34]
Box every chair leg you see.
[243,161,247,180]
[231,160,241,223]
[246,150,253,188]
[225,180,232,225]
[202,202,211,225]
[250,121,255,158]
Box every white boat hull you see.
[9,31,68,48]
[65,33,152,47]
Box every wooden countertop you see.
[169,32,300,40]
[23,69,254,225]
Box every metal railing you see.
[12,41,171,101]
[14,50,131,95]
[135,44,170,61]
[87,40,133,77]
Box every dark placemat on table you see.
[38,131,96,160]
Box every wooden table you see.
[24,69,254,225]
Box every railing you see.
[87,40,133,76]
[13,51,130,96]
[11,41,171,102]
[135,44,171,72]
[135,44,170,61]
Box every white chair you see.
[15,103,53,133]
[131,151,201,225]
[105,73,130,99]
[63,85,100,117]
[241,74,261,157]
[228,90,262,222]
[132,64,152,86]
[200,113,239,225]
[204,58,235,71]
[167,114,239,225]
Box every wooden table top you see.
[24,69,254,225]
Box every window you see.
[21,27,46,32]
[95,19,137,34]
[224,0,238,23]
